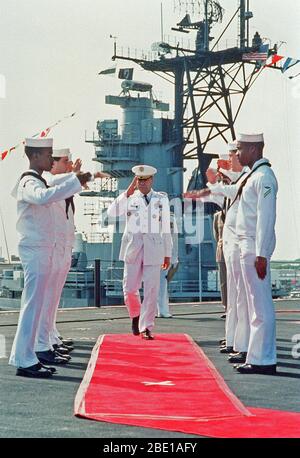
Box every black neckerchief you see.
[21,172,49,188]
[228,163,271,210]
[65,196,75,219]
[220,171,247,222]
[21,171,74,219]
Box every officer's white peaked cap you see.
[132,165,157,179]
[25,137,53,148]
[236,133,264,143]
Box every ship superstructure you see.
[83,79,219,302]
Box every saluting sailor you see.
[9,138,91,378]
[33,148,77,364]
[107,165,172,339]
[234,132,278,375]
[35,149,109,364]
[184,155,229,313]
[205,144,251,363]
[184,145,251,363]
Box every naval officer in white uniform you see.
[9,138,91,377]
[234,132,278,375]
[107,165,172,339]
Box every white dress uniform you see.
[196,186,226,309]
[35,170,76,352]
[107,189,172,332]
[157,217,179,317]
[208,167,250,352]
[236,157,278,366]
[9,170,81,368]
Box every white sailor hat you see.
[132,164,157,179]
[53,148,71,160]
[219,153,230,160]
[227,142,238,151]
[236,133,264,143]
[25,137,53,148]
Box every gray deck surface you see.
[0,299,299,438]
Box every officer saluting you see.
[107,165,172,339]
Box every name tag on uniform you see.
[128,203,139,210]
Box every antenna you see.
[161,2,164,42]
[173,1,224,51]
[110,34,118,56]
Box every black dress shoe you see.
[54,350,71,361]
[58,337,74,346]
[131,316,140,336]
[228,352,247,364]
[36,350,68,365]
[53,344,73,354]
[235,363,277,375]
[220,346,234,354]
[141,329,154,340]
[39,362,57,374]
[16,363,53,378]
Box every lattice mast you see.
[112,0,275,190]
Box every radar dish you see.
[174,0,224,24]
[121,80,153,92]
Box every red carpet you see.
[74,334,300,438]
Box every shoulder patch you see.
[263,186,271,198]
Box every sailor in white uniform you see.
[234,132,278,375]
[9,138,91,378]
[206,144,251,363]
[33,148,78,362]
[157,214,179,318]
[107,165,172,339]
[184,146,250,362]
[35,149,110,363]
[45,149,78,352]
[184,154,229,310]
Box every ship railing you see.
[114,36,195,62]
[85,131,121,144]
[103,278,219,298]
[94,144,140,162]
